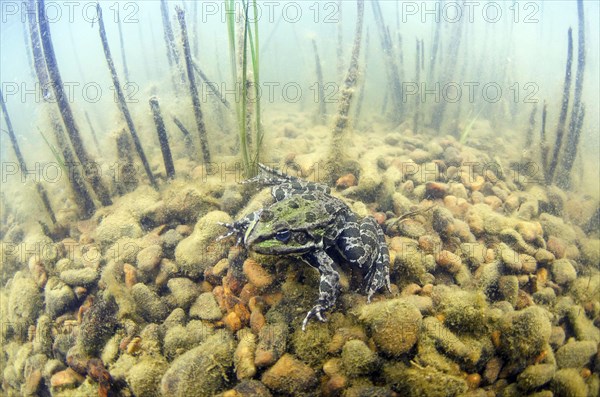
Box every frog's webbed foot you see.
[216,221,244,245]
[301,250,340,331]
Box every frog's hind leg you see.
[300,250,341,331]
[364,224,392,301]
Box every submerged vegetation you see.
[0,0,598,396]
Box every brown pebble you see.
[484,195,503,210]
[239,283,259,304]
[435,250,462,273]
[233,303,251,325]
[470,175,485,191]
[175,224,192,236]
[50,368,84,389]
[483,357,503,384]
[425,181,449,199]
[420,284,434,296]
[250,310,266,334]
[466,373,481,389]
[335,173,357,190]
[580,368,591,379]
[243,259,274,290]
[123,264,137,288]
[373,212,386,225]
[126,336,142,355]
[401,283,421,296]
[324,373,348,395]
[262,292,283,307]
[223,312,242,332]
[491,331,501,348]
[537,268,548,284]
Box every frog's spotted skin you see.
[219,164,391,330]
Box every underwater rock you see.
[341,339,379,377]
[261,353,317,394]
[50,367,85,390]
[384,362,468,397]
[8,272,42,339]
[78,296,118,357]
[336,173,357,189]
[126,356,168,397]
[435,250,462,273]
[59,267,98,287]
[291,322,331,367]
[189,291,223,320]
[160,330,235,397]
[136,244,163,273]
[359,298,422,356]
[174,211,232,278]
[95,211,143,247]
[328,326,368,354]
[163,320,214,360]
[166,277,200,310]
[566,306,600,343]
[242,259,274,290]
[516,364,556,391]
[551,368,588,397]
[44,277,76,319]
[539,213,577,243]
[435,288,487,335]
[498,306,551,364]
[131,283,169,323]
[223,379,273,397]
[234,328,257,380]
[33,315,53,357]
[550,259,577,286]
[579,238,600,265]
[555,340,597,369]
[254,323,288,368]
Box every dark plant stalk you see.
[176,6,211,163]
[97,3,158,190]
[413,39,422,134]
[191,60,231,109]
[540,101,549,174]
[115,128,138,195]
[26,0,50,99]
[84,111,101,154]
[557,0,586,190]
[371,0,402,123]
[116,9,130,82]
[525,104,537,148]
[149,97,175,179]
[1,88,57,224]
[172,116,196,159]
[328,0,364,181]
[37,0,112,206]
[311,38,326,123]
[547,27,573,184]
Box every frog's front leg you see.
[216,210,261,245]
[300,250,340,331]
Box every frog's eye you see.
[275,230,291,243]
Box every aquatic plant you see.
[459,107,484,145]
[226,0,263,177]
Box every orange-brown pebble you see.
[213,286,227,311]
[50,368,84,389]
[200,281,213,292]
[239,283,259,304]
[123,264,137,288]
[250,310,266,334]
[126,337,142,355]
[435,313,446,323]
[372,212,386,225]
[466,373,481,389]
[119,336,132,351]
[324,373,348,395]
[537,268,548,284]
[581,368,591,379]
[335,173,357,190]
[420,284,434,296]
[233,303,251,325]
[243,259,274,290]
[223,311,242,332]
[418,235,439,253]
[470,175,485,191]
[491,331,501,348]
[223,271,244,295]
[401,283,421,296]
[484,196,503,210]
[435,250,462,273]
[534,350,547,364]
[248,296,264,313]
[322,358,343,376]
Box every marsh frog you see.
[219,164,390,330]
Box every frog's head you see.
[245,196,330,255]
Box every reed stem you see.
[37,0,112,206]
[149,96,176,179]
[176,6,211,164]
[173,116,196,159]
[97,3,158,190]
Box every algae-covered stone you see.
[131,283,169,323]
[160,330,235,397]
[126,356,168,397]
[174,211,232,278]
[555,340,597,368]
[499,306,551,364]
[261,353,317,394]
[255,323,288,368]
[291,322,331,367]
[189,292,222,320]
[551,368,588,397]
[59,267,98,287]
[234,328,257,380]
[551,259,577,286]
[78,297,118,356]
[359,298,422,356]
[136,244,163,273]
[341,339,379,377]
[167,277,200,310]
[566,305,600,343]
[226,379,273,397]
[44,277,76,319]
[435,289,487,335]
[384,362,468,397]
[8,272,42,338]
[516,364,555,391]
